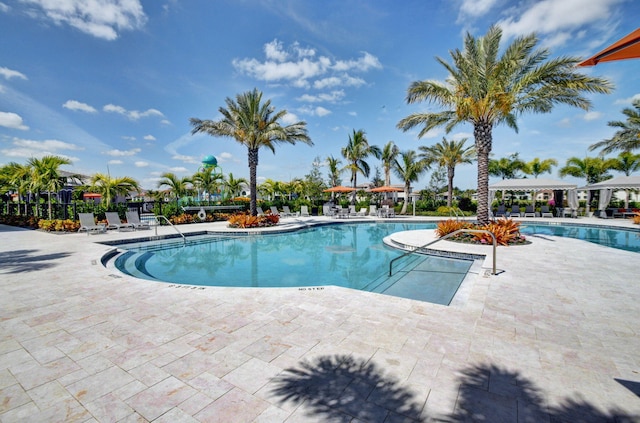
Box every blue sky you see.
[1,0,639,191]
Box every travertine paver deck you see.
[0,216,639,422]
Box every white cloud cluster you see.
[20,0,147,40]
[0,111,29,130]
[104,147,141,157]
[103,104,164,120]
[0,66,27,80]
[1,137,82,159]
[63,100,97,113]
[297,90,345,103]
[232,39,381,90]
[143,134,156,141]
[497,0,623,47]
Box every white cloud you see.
[20,0,147,41]
[218,152,233,162]
[233,39,380,89]
[557,117,572,127]
[0,111,29,130]
[0,3,10,13]
[1,137,82,159]
[583,111,602,121]
[171,154,198,164]
[103,103,164,120]
[135,161,148,167]
[122,136,136,141]
[281,111,300,125]
[497,0,622,44]
[104,148,141,157]
[143,134,156,141]
[0,66,27,80]
[297,106,331,117]
[297,90,345,103]
[62,100,97,113]
[108,159,123,165]
[169,166,188,173]
[458,0,500,18]
[614,93,640,105]
[315,106,331,117]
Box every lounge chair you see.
[561,208,576,218]
[523,205,536,218]
[125,211,151,230]
[495,205,507,217]
[282,205,298,217]
[369,205,378,217]
[510,205,521,217]
[348,205,358,217]
[78,213,106,235]
[269,206,280,216]
[357,208,367,216]
[256,207,265,216]
[105,212,135,231]
[540,206,554,218]
[300,205,310,217]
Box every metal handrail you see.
[153,215,186,243]
[449,207,464,221]
[389,229,497,277]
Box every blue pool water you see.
[111,221,639,304]
[113,222,473,305]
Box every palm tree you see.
[157,172,193,205]
[190,88,312,216]
[559,156,617,212]
[525,157,558,178]
[341,129,381,204]
[258,179,277,201]
[224,172,248,198]
[88,173,140,207]
[381,141,400,187]
[326,155,343,201]
[488,153,527,180]
[612,151,640,208]
[397,25,612,224]
[589,99,640,154]
[393,150,429,214]
[27,155,72,219]
[192,169,223,202]
[1,162,31,215]
[419,137,475,207]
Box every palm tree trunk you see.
[447,166,454,208]
[400,186,409,214]
[474,122,493,225]
[351,171,357,205]
[248,148,259,216]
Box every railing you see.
[153,215,186,243]
[389,229,497,277]
[449,207,464,221]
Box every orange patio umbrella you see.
[323,185,356,193]
[369,186,404,193]
[578,28,640,66]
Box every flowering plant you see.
[548,199,555,206]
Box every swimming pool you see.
[112,222,474,305]
[519,223,640,253]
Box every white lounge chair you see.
[126,211,151,230]
[300,205,310,217]
[369,205,378,217]
[348,205,358,217]
[78,213,106,235]
[282,205,298,217]
[105,212,135,231]
[256,207,265,216]
[523,205,536,218]
[540,206,554,218]
[269,206,280,216]
[357,208,367,216]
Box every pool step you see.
[363,254,425,293]
[115,251,156,281]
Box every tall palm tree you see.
[488,153,527,180]
[88,173,140,207]
[589,99,640,154]
[224,172,248,198]
[393,150,429,214]
[341,129,381,204]
[1,162,31,215]
[381,141,399,187]
[258,179,277,201]
[397,25,612,224]
[157,172,193,205]
[419,137,475,207]
[326,155,343,201]
[525,157,558,178]
[190,88,312,216]
[27,155,72,219]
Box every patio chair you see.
[561,208,576,218]
[523,205,536,218]
[300,205,310,217]
[495,205,507,217]
[510,205,521,217]
[78,213,106,235]
[282,205,298,217]
[348,205,358,217]
[369,205,378,217]
[269,206,280,216]
[105,212,135,231]
[540,206,554,218]
[357,208,367,216]
[125,211,151,230]
[256,207,265,216]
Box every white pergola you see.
[579,175,640,210]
